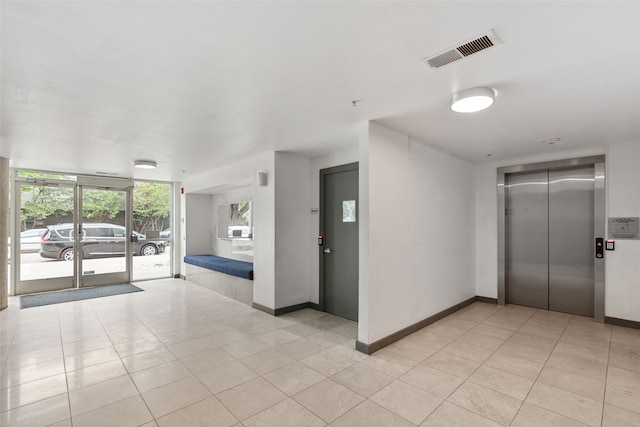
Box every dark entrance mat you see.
[20,284,144,309]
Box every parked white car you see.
[8,228,48,253]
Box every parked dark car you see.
[40,223,166,261]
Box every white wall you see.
[308,146,360,304]
[182,148,360,312]
[362,122,476,344]
[172,183,182,278]
[357,123,370,344]
[251,152,276,309]
[211,188,254,263]
[181,151,276,310]
[474,164,499,298]
[0,157,8,309]
[274,152,311,309]
[605,142,640,322]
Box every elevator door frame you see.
[497,155,605,322]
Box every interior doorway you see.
[319,162,359,321]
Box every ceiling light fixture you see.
[450,87,496,113]
[134,160,157,169]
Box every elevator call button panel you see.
[595,238,604,258]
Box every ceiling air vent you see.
[422,30,501,69]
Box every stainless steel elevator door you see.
[549,167,594,316]
[506,171,549,309]
[506,167,595,316]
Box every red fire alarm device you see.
[318,235,323,246]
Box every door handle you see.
[323,247,332,254]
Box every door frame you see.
[319,162,359,315]
[77,180,134,288]
[12,171,134,295]
[12,175,78,295]
[497,155,606,321]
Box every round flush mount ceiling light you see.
[450,87,496,113]
[134,160,157,169]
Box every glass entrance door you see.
[13,172,134,294]
[79,186,131,287]
[16,181,76,294]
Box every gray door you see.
[506,166,595,316]
[320,163,358,321]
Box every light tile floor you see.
[1,278,640,426]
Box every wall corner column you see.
[0,157,9,310]
[357,122,370,347]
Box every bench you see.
[184,255,254,305]
[184,255,253,280]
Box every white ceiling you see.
[2,1,640,181]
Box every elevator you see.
[497,156,605,320]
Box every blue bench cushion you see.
[184,255,253,280]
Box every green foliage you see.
[229,202,250,226]
[18,172,77,229]
[19,175,171,234]
[133,182,171,233]
[82,189,123,223]
[17,171,75,181]
[20,185,73,230]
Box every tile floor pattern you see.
[1,279,640,426]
